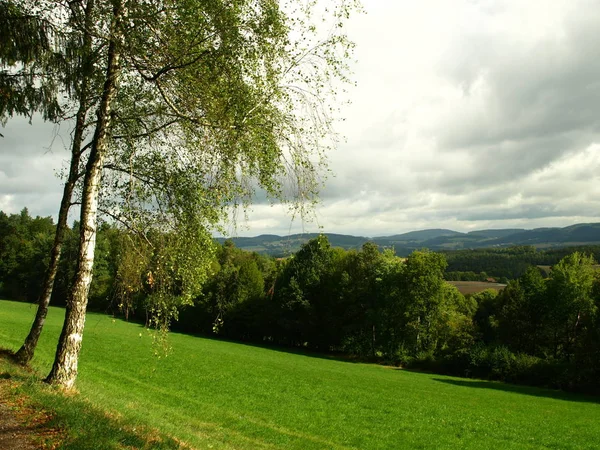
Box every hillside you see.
[2,300,600,449]
[379,228,463,242]
[217,223,600,255]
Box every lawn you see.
[1,299,599,449]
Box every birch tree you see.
[31,0,358,389]
[13,0,100,365]
[1,0,103,364]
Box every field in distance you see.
[1,299,599,449]
[448,281,507,295]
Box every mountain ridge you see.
[216,223,600,256]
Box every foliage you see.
[0,209,54,301]
[443,245,600,280]
[272,235,340,348]
[0,0,66,121]
[2,209,600,393]
[546,252,597,358]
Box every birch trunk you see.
[14,0,96,366]
[45,0,123,389]
[14,138,82,365]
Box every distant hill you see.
[216,223,600,256]
[216,233,370,255]
[467,229,525,238]
[491,224,600,246]
[380,229,464,242]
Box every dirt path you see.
[0,375,60,449]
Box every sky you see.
[2,0,600,237]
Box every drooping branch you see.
[112,118,177,140]
[153,79,237,130]
[104,162,160,187]
[97,205,154,248]
[140,48,211,82]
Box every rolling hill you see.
[216,223,600,256]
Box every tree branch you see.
[112,118,178,140]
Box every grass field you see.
[1,299,600,449]
[447,281,507,295]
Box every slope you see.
[2,300,599,449]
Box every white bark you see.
[14,0,96,366]
[46,0,123,389]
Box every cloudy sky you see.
[3,0,600,237]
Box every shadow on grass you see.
[36,391,183,450]
[0,348,16,359]
[112,314,372,366]
[432,377,600,404]
[0,350,185,449]
[217,338,372,365]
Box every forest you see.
[2,208,599,394]
[444,245,600,281]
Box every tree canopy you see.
[2,0,359,388]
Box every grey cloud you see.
[0,117,68,217]
[198,0,600,236]
[454,202,600,222]
[437,6,600,154]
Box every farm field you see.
[1,299,600,449]
[448,281,507,295]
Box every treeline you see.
[443,245,600,280]
[2,209,599,394]
[177,237,474,360]
[0,209,55,302]
[0,209,123,310]
[444,271,507,283]
[179,238,599,394]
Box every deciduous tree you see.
[29,0,358,389]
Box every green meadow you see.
[1,299,600,449]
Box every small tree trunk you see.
[415,315,421,354]
[371,324,376,358]
[45,0,123,389]
[13,152,80,364]
[13,0,95,364]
